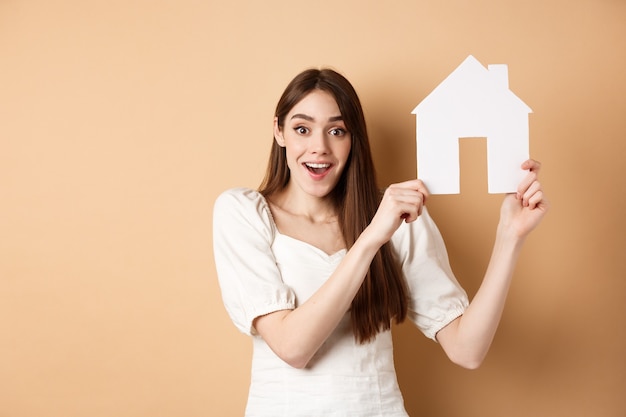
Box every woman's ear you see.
[273,117,285,147]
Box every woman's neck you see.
[268,186,337,225]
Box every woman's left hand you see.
[499,159,549,239]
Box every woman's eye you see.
[295,126,309,134]
[329,128,346,136]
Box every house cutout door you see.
[459,137,488,193]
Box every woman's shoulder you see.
[213,187,275,231]
[215,187,265,205]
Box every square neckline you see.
[259,192,347,259]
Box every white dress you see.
[213,188,469,416]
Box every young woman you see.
[213,68,548,416]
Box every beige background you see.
[1,1,625,416]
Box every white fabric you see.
[213,188,469,416]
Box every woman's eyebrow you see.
[290,114,343,122]
[291,113,314,121]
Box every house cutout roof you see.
[412,55,532,194]
[413,55,532,116]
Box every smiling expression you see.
[274,89,352,200]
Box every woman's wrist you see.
[494,222,526,254]
[356,224,387,256]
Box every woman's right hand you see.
[365,179,429,247]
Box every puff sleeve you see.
[390,207,469,341]
[212,188,296,336]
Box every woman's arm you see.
[436,159,549,369]
[254,179,429,369]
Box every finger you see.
[395,194,425,218]
[381,188,425,218]
[521,159,542,174]
[390,178,429,192]
[387,184,427,203]
[526,190,545,210]
[517,169,539,200]
[521,181,542,208]
[401,202,423,222]
[392,193,425,221]
[391,179,430,204]
[384,181,428,219]
[415,179,429,204]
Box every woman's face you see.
[274,89,352,200]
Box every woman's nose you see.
[309,131,329,153]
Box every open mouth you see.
[304,162,331,175]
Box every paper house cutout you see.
[412,55,532,194]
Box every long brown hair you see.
[259,68,408,343]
